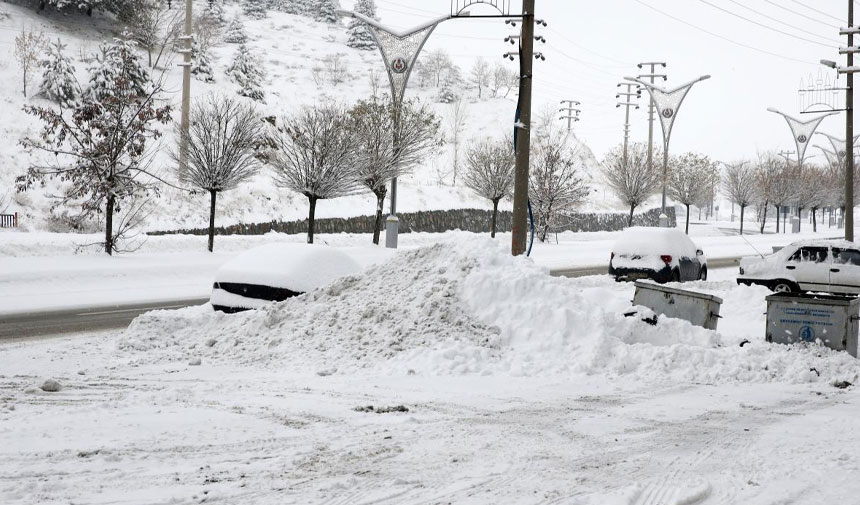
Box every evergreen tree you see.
[347,0,376,50]
[224,14,249,44]
[205,0,227,26]
[437,81,456,104]
[275,0,312,15]
[40,38,80,108]
[191,39,215,83]
[87,32,149,101]
[227,43,265,102]
[243,0,267,19]
[315,0,339,24]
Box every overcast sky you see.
[360,0,853,164]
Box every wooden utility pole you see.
[511,0,535,256]
[847,0,855,241]
[179,0,192,177]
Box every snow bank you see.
[118,240,860,384]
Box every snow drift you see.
[118,239,860,383]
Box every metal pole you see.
[637,62,667,210]
[511,0,535,256]
[179,0,192,176]
[623,103,631,164]
[848,0,855,241]
[385,106,400,248]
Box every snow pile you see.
[118,239,860,383]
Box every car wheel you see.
[771,280,797,294]
[699,267,707,281]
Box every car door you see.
[829,247,860,294]
[785,246,831,291]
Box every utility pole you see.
[777,150,796,163]
[616,83,640,164]
[846,0,855,241]
[637,61,667,202]
[558,99,581,132]
[178,0,192,177]
[511,0,536,256]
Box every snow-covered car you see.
[737,240,860,295]
[210,243,362,313]
[608,227,707,283]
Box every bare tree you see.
[119,1,183,68]
[18,56,172,254]
[324,54,349,85]
[799,164,828,232]
[755,153,794,233]
[268,104,359,244]
[529,131,590,241]
[722,161,757,235]
[423,49,452,87]
[469,57,490,99]
[14,27,46,97]
[602,142,661,226]
[668,152,718,234]
[464,138,514,237]
[172,95,264,252]
[448,96,468,186]
[348,96,442,244]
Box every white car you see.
[737,240,860,295]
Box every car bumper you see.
[609,265,673,283]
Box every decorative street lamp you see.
[624,75,711,224]
[767,108,838,166]
[338,1,524,249]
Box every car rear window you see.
[833,248,860,266]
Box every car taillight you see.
[660,255,672,264]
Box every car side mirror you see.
[696,249,703,256]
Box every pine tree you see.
[437,81,456,104]
[243,0,267,19]
[275,0,312,15]
[205,0,227,26]
[40,38,80,108]
[227,43,265,102]
[191,39,215,83]
[87,32,149,101]
[315,0,339,24]
[347,0,376,50]
[224,15,249,44]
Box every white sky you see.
[360,0,854,164]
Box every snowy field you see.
[2,237,860,504]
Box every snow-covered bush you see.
[227,43,265,101]
[224,14,249,44]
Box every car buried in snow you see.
[210,243,363,313]
[608,227,707,283]
[737,240,860,295]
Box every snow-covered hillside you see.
[0,1,610,233]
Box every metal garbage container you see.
[633,281,723,330]
[765,293,859,357]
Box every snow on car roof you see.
[786,239,860,249]
[612,226,698,257]
[214,243,362,293]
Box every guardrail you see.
[0,212,17,228]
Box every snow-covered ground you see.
[2,235,859,504]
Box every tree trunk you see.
[628,203,635,226]
[760,204,768,234]
[739,205,745,235]
[22,68,26,97]
[685,203,690,234]
[797,207,803,232]
[307,195,317,244]
[775,205,780,233]
[372,189,386,245]
[812,208,818,232]
[208,189,217,252]
[491,198,500,238]
[698,206,702,220]
[105,193,115,255]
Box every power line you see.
[724,0,841,45]
[697,0,838,48]
[786,0,844,23]
[546,26,632,67]
[633,0,817,66]
[761,0,841,29]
